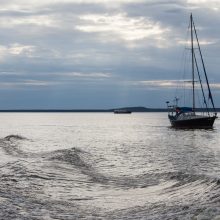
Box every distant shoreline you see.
[0,109,166,112]
[0,107,219,112]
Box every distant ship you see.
[167,14,217,128]
[114,109,132,114]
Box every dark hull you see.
[169,115,217,128]
[114,110,132,114]
[114,112,131,114]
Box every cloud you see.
[0,80,54,89]
[187,0,220,10]
[177,39,218,46]
[0,0,146,8]
[0,14,57,28]
[0,43,61,61]
[0,0,218,108]
[8,43,35,55]
[63,72,112,78]
[0,44,35,60]
[76,13,169,44]
[130,80,220,90]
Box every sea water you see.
[0,113,220,219]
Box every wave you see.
[1,135,220,192]
[0,135,32,158]
[0,142,220,220]
[4,135,27,141]
[49,147,90,168]
[163,171,220,188]
[47,146,220,191]
[48,147,112,185]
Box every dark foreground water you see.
[0,113,220,219]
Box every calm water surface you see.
[0,113,220,219]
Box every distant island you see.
[0,106,219,112]
[0,107,158,112]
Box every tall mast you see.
[192,18,216,114]
[190,13,195,111]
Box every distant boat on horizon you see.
[166,14,217,128]
[114,109,132,114]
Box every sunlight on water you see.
[0,113,219,219]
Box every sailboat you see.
[167,14,217,128]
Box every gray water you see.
[0,113,220,219]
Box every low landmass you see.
[0,106,219,112]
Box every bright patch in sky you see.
[64,72,111,78]
[76,13,169,42]
[133,80,220,90]
[187,0,220,10]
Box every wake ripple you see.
[47,147,220,191]
[49,147,90,168]
[1,136,220,192]
[0,137,220,219]
[4,135,27,141]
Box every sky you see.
[0,0,219,109]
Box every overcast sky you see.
[0,0,219,109]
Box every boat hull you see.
[168,115,217,128]
[114,110,131,114]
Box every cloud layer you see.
[0,0,219,108]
